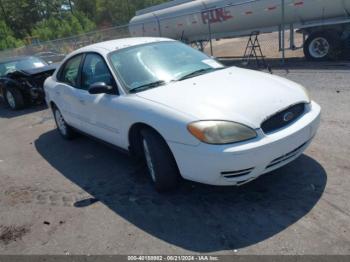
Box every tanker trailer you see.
[129,0,350,61]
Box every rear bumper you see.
[168,101,321,186]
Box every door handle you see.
[79,99,85,105]
[55,91,60,95]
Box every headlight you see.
[187,121,257,144]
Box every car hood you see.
[21,64,57,75]
[136,67,309,128]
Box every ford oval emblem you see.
[283,112,294,122]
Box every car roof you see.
[0,56,40,63]
[71,37,175,56]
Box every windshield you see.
[109,41,224,92]
[0,57,47,77]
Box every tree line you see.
[0,0,167,50]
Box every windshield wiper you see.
[129,80,166,93]
[177,67,224,81]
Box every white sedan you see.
[44,37,321,191]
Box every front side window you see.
[109,41,224,92]
[81,53,113,90]
[59,54,83,87]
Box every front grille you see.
[261,103,306,134]
[266,140,309,169]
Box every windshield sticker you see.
[202,59,223,69]
[33,62,45,68]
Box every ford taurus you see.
[44,37,321,191]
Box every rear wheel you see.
[52,106,76,139]
[141,128,180,192]
[304,32,342,61]
[4,87,25,110]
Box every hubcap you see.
[309,37,330,58]
[55,109,67,135]
[6,90,16,109]
[143,139,156,182]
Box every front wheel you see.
[141,128,180,192]
[52,106,76,140]
[4,87,25,110]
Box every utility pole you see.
[0,0,9,26]
[0,0,11,48]
[281,0,285,64]
[126,0,131,19]
[68,0,73,14]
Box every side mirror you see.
[88,82,115,95]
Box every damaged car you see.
[0,56,57,110]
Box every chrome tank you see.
[129,0,350,41]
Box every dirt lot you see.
[0,63,349,255]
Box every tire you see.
[341,39,350,60]
[52,106,76,140]
[304,31,342,61]
[4,87,25,110]
[141,128,180,192]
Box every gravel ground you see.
[0,64,349,255]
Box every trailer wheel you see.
[304,32,342,61]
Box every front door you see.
[79,53,122,146]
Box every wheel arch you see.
[128,122,178,162]
[300,25,344,37]
[128,121,183,187]
[49,100,57,109]
[128,122,163,156]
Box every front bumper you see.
[168,101,321,186]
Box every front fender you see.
[116,95,200,149]
[0,77,21,90]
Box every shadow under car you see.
[0,99,47,119]
[35,129,327,252]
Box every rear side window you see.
[58,54,83,87]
